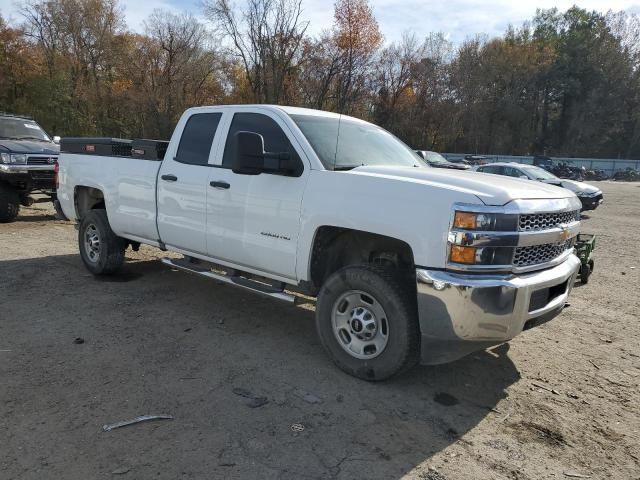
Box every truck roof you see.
[185,104,369,124]
[0,112,34,121]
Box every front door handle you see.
[210,180,230,189]
[161,174,178,182]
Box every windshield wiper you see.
[15,136,48,142]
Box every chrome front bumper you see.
[416,254,581,364]
[0,164,55,174]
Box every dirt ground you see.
[1,181,639,480]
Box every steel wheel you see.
[84,224,101,263]
[331,290,389,359]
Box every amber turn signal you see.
[453,211,476,229]
[450,245,476,264]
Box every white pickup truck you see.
[57,105,582,380]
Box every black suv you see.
[0,113,60,222]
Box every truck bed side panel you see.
[58,154,162,242]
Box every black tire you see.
[0,183,20,223]
[580,263,591,284]
[78,209,126,275]
[315,264,420,381]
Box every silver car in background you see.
[475,162,603,211]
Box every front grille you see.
[27,156,57,165]
[519,210,580,231]
[513,239,575,267]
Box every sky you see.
[1,0,639,44]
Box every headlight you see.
[449,209,519,269]
[0,153,9,164]
[449,245,515,266]
[452,211,518,231]
[10,154,27,164]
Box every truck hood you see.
[0,139,60,155]
[348,165,576,206]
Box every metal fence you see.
[441,153,640,177]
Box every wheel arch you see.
[306,226,416,295]
[74,185,105,219]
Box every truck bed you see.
[57,152,163,244]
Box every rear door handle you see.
[210,181,230,189]
[161,174,178,182]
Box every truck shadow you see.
[1,254,521,480]
[11,213,57,222]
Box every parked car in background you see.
[57,105,582,380]
[475,162,603,211]
[415,150,470,170]
[463,154,489,166]
[0,113,60,222]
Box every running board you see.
[161,258,296,303]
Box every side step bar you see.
[161,258,296,304]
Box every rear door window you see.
[175,113,222,166]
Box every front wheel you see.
[78,209,126,275]
[0,183,20,223]
[315,265,420,381]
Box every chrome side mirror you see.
[53,136,61,144]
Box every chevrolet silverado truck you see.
[57,105,582,380]
[0,113,61,222]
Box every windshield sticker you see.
[24,123,40,129]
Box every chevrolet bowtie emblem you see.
[559,225,571,241]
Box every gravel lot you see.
[1,181,639,480]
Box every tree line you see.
[1,0,639,158]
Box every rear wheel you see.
[315,264,420,381]
[79,209,126,275]
[0,184,20,223]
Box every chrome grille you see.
[27,156,57,165]
[513,239,575,267]
[519,210,580,231]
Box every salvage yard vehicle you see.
[0,113,60,222]
[57,105,583,380]
[475,162,603,211]
[415,150,470,170]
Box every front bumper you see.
[0,164,56,192]
[416,254,580,364]
[0,164,55,174]
[579,192,603,211]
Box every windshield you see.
[290,114,424,170]
[521,165,558,181]
[425,151,449,164]
[0,117,50,141]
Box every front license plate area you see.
[528,279,568,313]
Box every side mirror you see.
[233,131,295,175]
[53,135,61,144]
[233,131,265,174]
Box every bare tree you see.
[204,0,308,103]
[140,10,223,136]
